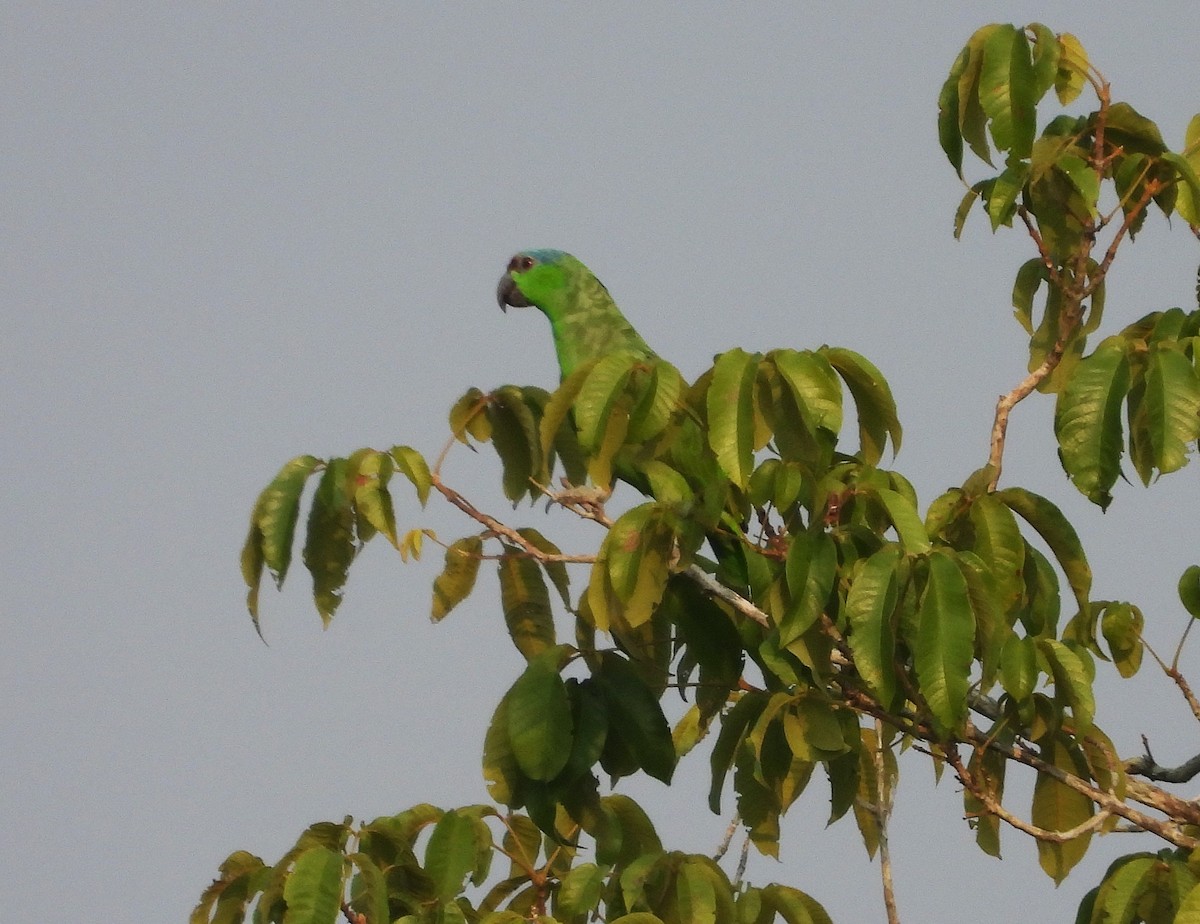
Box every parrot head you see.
[496,249,572,312]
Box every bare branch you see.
[430,473,596,563]
[873,718,901,924]
[682,564,770,628]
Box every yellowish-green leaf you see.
[499,552,556,661]
[912,550,975,734]
[1145,343,1200,476]
[1037,638,1095,733]
[1053,33,1088,105]
[431,536,483,622]
[282,847,344,924]
[876,488,932,554]
[576,353,638,451]
[708,348,761,490]
[996,487,1092,615]
[302,459,355,626]
[980,24,1036,160]
[1031,735,1095,883]
[821,347,901,462]
[449,387,487,444]
[250,454,323,593]
[390,445,432,507]
[1054,336,1130,508]
[845,545,902,707]
[425,811,484,903]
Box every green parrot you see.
[496,249,654,379]
[497,249,749,585]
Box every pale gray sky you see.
[4,4,1199,921]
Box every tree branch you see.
[872,718,901,924]
[952,749,1112,844]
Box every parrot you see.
[496,249,654,379]
[497,248,749,585]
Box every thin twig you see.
[430,472,596,563]
[713,812,742,862]
[1141,635,1200,723]
[682,564,770,627]
[952,749,1112,844]
[873,719,900,924]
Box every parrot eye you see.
[510,255,536,273]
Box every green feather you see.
[504,252,654,379]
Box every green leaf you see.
[770,349,843,436]
[539,361,594,473]
[507,648,573,781]
[1055,154,1099,218]
[760,883,833,924]
[844,546,901,707]
[964,744,1006,857]
[302,459,356,626]
[1038,638,1095,733]
[676,860,718,924]
[488,386,540,503]
[1144,343,1200,477]
[1174,114,1200,227]
[1053,33,1088,106]
[821,347,901,463]
[953,185,981,239]
[627,359,687,444]
[937,44,968,176]
[1031,735,1095,883]
[1104,102,1167,156]
[1000,634,1038,702]
[988,162,1030,229]
[425,811,490,903]
[996,487,1091,616]
[1177,881,1200,924]
[781,532,837,646]
[980,24,1036,160]
[968,493,1026,618]
[244,455,324,623]
[1100,602,1144,678]
[1090,855,1158,924]
[282,847,344,924]
[576,353,637,451]
[556,863,605,918]
[499,552,556,660]
[1179,564,1200,619]
[386,446,429,508]
[956,26,1000,167]
[449,388,487,444]
[595,652,676,784]
[709,693,766,813]
[347,852,388,924]
[1026,23,1059,100]
[350,450,396,548]
[431,537,484,622]
[876,488,932,554]
[1054,336,1130,508]
[708,348,760,490]
[516,527,572,610]
[912,550,975,734]
[482,691,519,806]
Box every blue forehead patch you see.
[521,248,569,265]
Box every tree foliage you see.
[208,23,1200,924]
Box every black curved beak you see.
[496,273,530,312]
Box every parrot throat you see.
[535,268,653,380]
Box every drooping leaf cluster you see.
[218,22,1200,924]
[194,800,831,924]
[940,23,1200,511]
